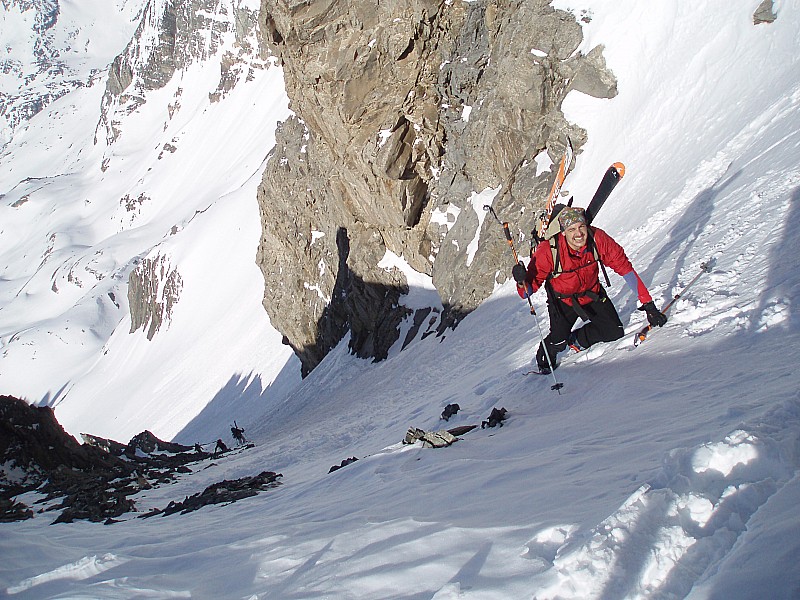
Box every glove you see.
[638,301,667,327]
[512,262,528,285]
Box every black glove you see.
[512,262,528,285]
[638,301,667,327]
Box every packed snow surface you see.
[1,0,800,598]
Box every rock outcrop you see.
[0,395,278,524]
[0,0,76,147]
[95,1,273,340]
[255,0,617,375]
[127,253,184,340]
[4,1,618,382]
[753,0,777,24]
[140,471,283,517]
[0,394,138,523]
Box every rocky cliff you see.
[0,395,280,524]
[255,0,616,375]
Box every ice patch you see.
[303,281,330,303]
[534,149,554,177]
[377,128,391,148]
[429,203,461,232]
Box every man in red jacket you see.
[512,207,667,373]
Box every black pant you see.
[537,287,624,369]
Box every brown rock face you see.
[255,0,616,375]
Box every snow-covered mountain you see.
[1,0,299,441]
[0,0,142,145]
[2,0,800,598]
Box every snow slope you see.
[0,0,299,441]
[2,0,800,599]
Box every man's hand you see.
[638,301,667,327]
[512,262,528,285]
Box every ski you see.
[585,162,626,225]
[634,260,714,347]
[523,368,550,376]
[536,137,574,240]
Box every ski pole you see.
[484,206,563,392]
[634,260,714,346]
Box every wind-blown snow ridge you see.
[6,553,128,595]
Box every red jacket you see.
[517,227,652,306]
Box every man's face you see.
[564,222,588,251]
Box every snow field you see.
[2,0,800,598]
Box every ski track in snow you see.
[10,390,796,599]
[619,87,800,345]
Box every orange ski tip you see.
[612,162,626,178]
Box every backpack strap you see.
[549,235,561,279]
[586,228,611,287]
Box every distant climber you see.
[213,439,229,457]
[231,422,248,446]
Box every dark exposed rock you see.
[0,496,34,523]
[51,481,138,525]
[1,395,138,523]
[140,471,283,517]
[126,430,193,456]
[1,395,127,486]
[328,457,359,474]
[0,396,276,524]
[81,433,129,455]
